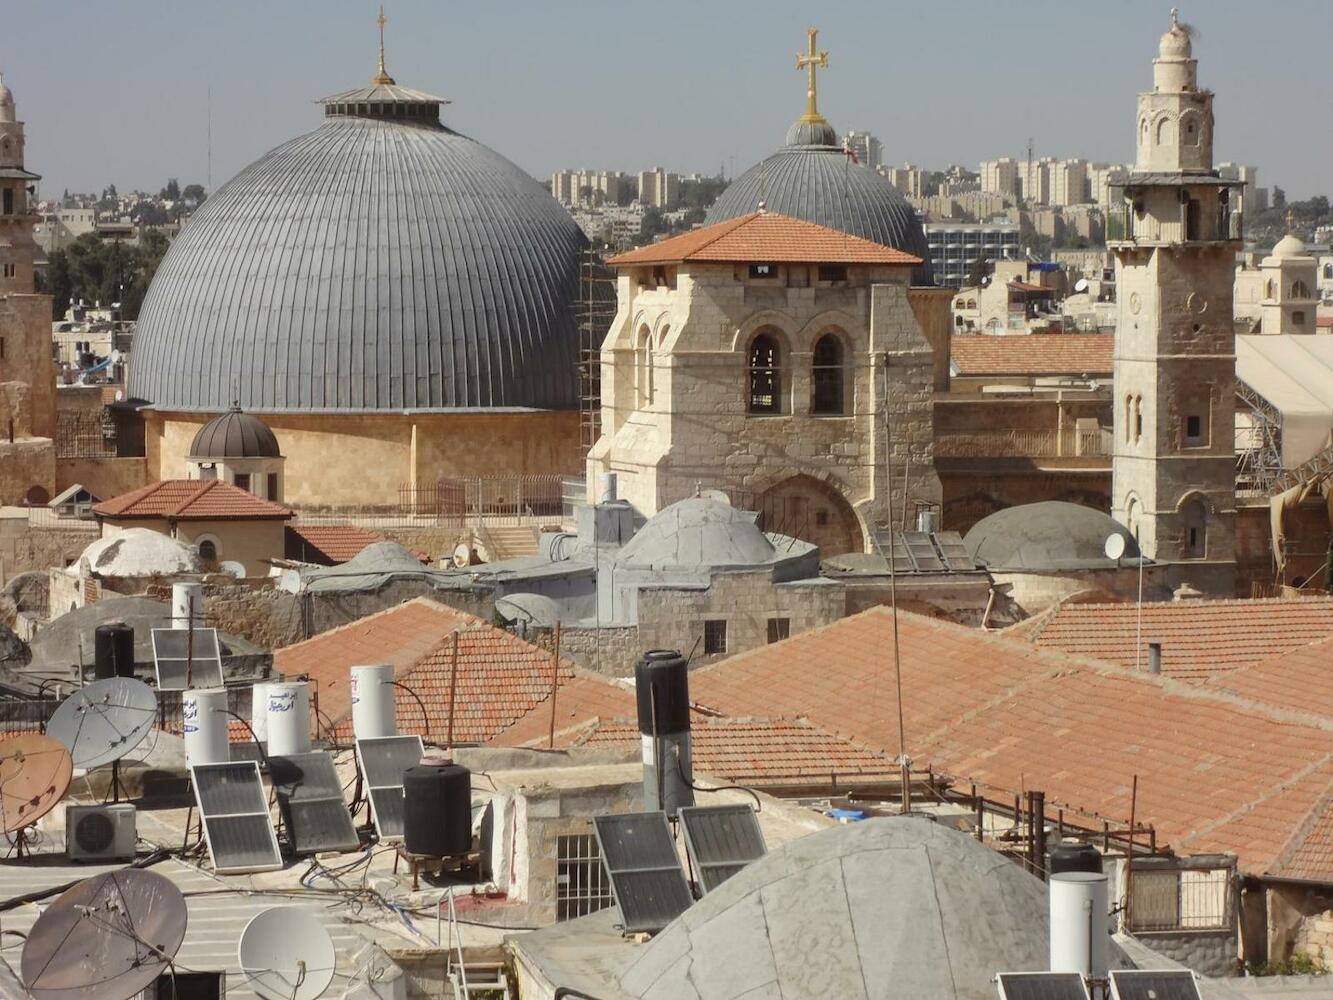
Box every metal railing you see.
[54,411,117,459]
[292,475,576,531]
[1129,866,1232,932]
[935,427,1112,460]
[0,696,60,734]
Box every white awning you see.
[1236,335,1333,468]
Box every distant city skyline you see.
[6,0,1331,201]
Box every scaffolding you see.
[1234,379,1283,496]
[577,247,617,457]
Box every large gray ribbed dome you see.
[130,85,586,413]
[707,117,933,285]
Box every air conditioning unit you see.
[66,803,137,862]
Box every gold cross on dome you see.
[372,5,394,85]
[796,26,829,123]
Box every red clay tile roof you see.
[284,524,429,565]
[558,716,898,789]
[1268,776,1333,883]
[607,211,922,268]
[1317,315,1333,329]
[1024,597,1333,680]
[93,479,292,521]
[492,674,638,748]
[950,333,1114,377]
[274,598,593,746]
[683,606,1333,875]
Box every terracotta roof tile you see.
[1266,774,1333,883]
[284,524,429,565]
[607,211,922,267]
[950,333,1114,377]
[93,479,292,521]
[1026,597,1333,679]
[684,606,1333,875]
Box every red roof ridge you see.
[274,596,472,656]
[1179,751,1333,855]
[1266,773,1333,878]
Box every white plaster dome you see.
[615,498,778,570]
[1271,233,1307,259]
[1158,16,1192,59]
[73,529,203,579]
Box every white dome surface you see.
[75,529,203,578]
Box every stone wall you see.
[1135,929,1238,978]
[553,625,640,677]
[0,438,55,506]
[1293,909,1333,971]
[0,521,96,583]
[56,456,150,501]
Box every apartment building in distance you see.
[1049,158,1090,206]
[1217,163,1266,216]
[924,221,1021,287]
[551,169,630,206]
[878,163,927,198]
[842,130,882,169]
[637,166,679,208]
[980,157,1021,199]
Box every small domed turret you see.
[0,73,16,124]
[189,406,281,459]
[1271,233,1307,259]
[1158,8,1192,59]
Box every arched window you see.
[1293,280,1310,299]
[1182,498,1207,559]
[747,332,782,414]
[1265,279,1275,299]
[1155,116,1173,147]
[1323,263,1332,280]
[198,539,218,562]
[1134,395,1143,443]
[967,299,976,309]
[1181,112,1200,146]
[1124,395,1133,443]
[811,334,845,415]
[636,325,653,407]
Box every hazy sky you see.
[7,0,1331,200]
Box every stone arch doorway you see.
[757,475,861,557]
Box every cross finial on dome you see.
[1170,7,1179,27]
[372,5,396,86]
[796,26,829,125]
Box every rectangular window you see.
[1,263,14,279]
[817,265,848,283]
[266,472,279,501]
[766,617,790,643]
[1129,867,1231,932]
[1185,415,1201,441]
[1,189,11,215]
[556,833,614,921]
[1292,311,1306,326]
[703,619,728,655]
[232,472,251,492]
[748,263,777,279]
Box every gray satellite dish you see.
[238,905,336,1000]
[1103,533,1127,561]
[46,677,157,770]
[219,560,247,579]
[21,869,187,1000]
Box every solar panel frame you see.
[1108,971,1202,1000]
[151,627,224,690]
[679,804,767,894]
[593,812,694,934]
[355,735,423,842]
[902,531,946,572]
[996,972,1091,1000]
[191,760,283,873]
[933,530,977,571]
[869,529,916,573]
[268,751,359,855]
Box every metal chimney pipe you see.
[1147,642,1162,675]
[635,649,693,815]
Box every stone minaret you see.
[1110,10,1239,597]
[0,73,38,294]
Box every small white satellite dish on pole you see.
[219,560,247,579]
[109,349,122,363]
[1103,533,1126,561]
[238,905,336,1000]
[1074,278,1089,293]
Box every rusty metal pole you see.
[548,622,562,749]
[1032,790,1047,880]
[445,631,460,747]
[973,783,983,841]
[1126,774,1138,933]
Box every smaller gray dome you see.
[189,407,281,459]
[964,501,1139,571]
[785,116,838,147]
[616,498,776,570]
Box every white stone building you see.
[586,211,948,557]
[1233,235,1320,334]
[1109,9,1241,597]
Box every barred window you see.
[556,833,613,921]
[704,619,728,655]
[1130,866,1231,932]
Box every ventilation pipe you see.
[183,687,230,766]
[172,582,204,630]
[265,681,312,756]
[635,649,693,815]
[1148,642,1162,675]
[1049,849,1108,978]
[93,623,135,680]
[916,508,938,534]
[599,472,618,504]
[351,663,396,739]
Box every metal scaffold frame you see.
[577,247,617,458]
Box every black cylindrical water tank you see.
[1048,841,1103,875]
[94,623,135,679]
[403,760,472,858]
[635,649,690,736]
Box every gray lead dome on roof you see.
[707,116,934,285]
[129,79,586,413]
[188,407,281,459]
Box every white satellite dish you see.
[1074,278,1089,293]
[219,560,247,579]
[1103,533,1126,561]
[238,906,336,1000]
[109,349,122,363]
[114,389,124,402]
[46,677,157,770]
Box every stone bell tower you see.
[1110,10,1239,597]
[0,70,56,504]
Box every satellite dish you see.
[109,349,122,363]
[46,677,157,770]
[238,906,336,1000]
[452,542,476,568]
[1103,533,1127,561]
[0,734,73,833]
[219,560,247,579]
[1074,278,1089,293]
[21,869,187,1000]
[114,389,124,402]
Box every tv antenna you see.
[21,869,188,1000]
[238,905,336,1000]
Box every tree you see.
[44,250,72,319]
[159,178,181,202]
[965,255,992,287]
[182,183,206,205]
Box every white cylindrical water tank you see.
[1049,871,1109,978]
[183,687,229,766]
[172,582,204,630]
[351,664,396,740]
[249,681,273,745]
[266,681,311,757]
[599,472,618,503]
